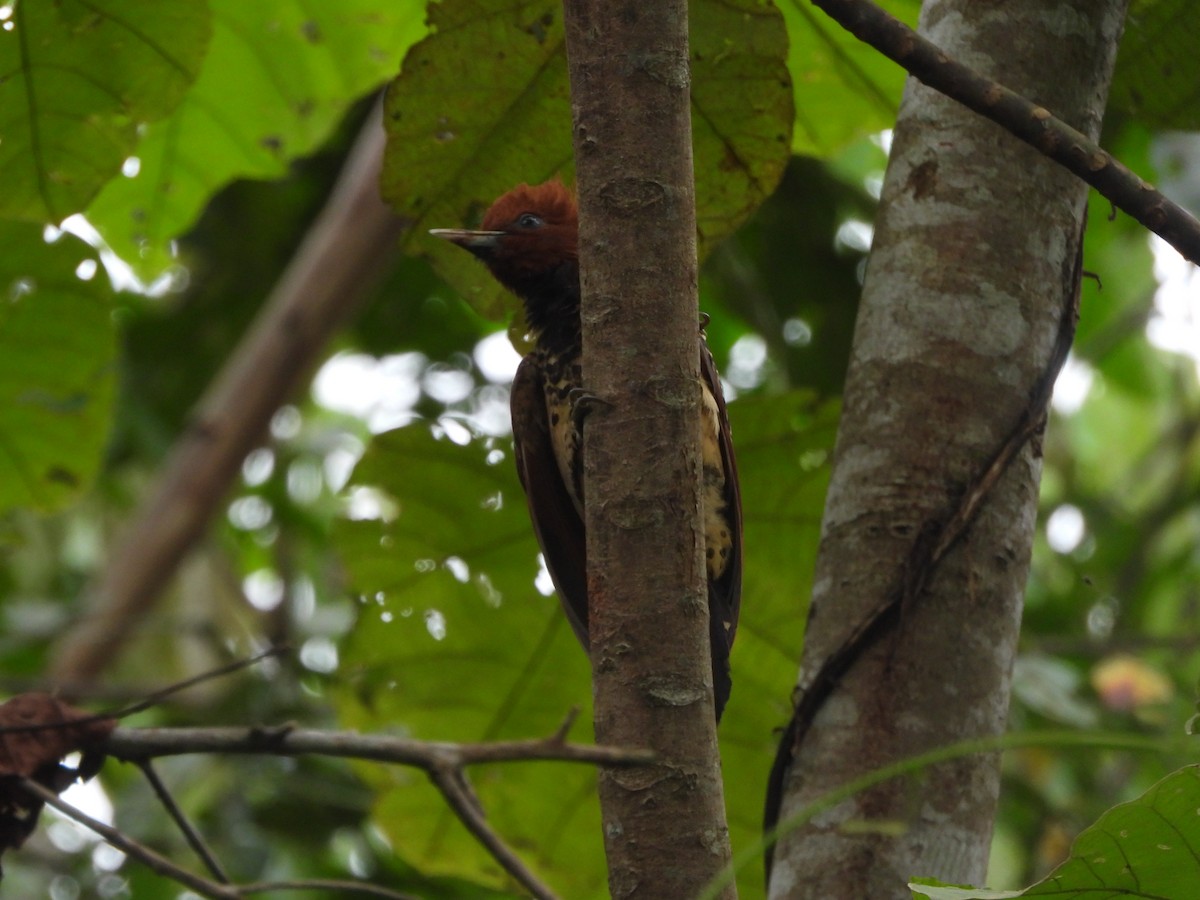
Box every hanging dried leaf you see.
[0,693,114,872]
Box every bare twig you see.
[550,705,581,743]
[49,100,406,683]
[806,0,1200,265]
[0,647,285,736]
[103,725,656,769]
[236,881,420,899]
[99,722,652,898]
[429,765,560,900]
[19,777,240,900]
[137,759,230,883]
[23,778,433,899]
[102,646,288,720]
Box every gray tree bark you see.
[769,2,1128,897]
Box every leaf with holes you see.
[86,0,426,279]
[0,222,116,514]
[383,0,792,319]
[0,0,210,222]
[910,765,1200,899]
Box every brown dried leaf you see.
[0,693,114,869]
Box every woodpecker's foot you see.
[699,312,711,332]
[568,388,611,432]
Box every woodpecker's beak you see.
[429,228,504,260]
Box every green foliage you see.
[86,0,426,278]
[702,152,880,397]
[0,0,210,221]
[333,426,599,893]
[1110,0,1200,130]
[912,765,1200,899]
[380,0,572,320]
[781,0,919,154]
[0,0,425,513]
[383,0,794,319]
[0,222,115,514]
[333,394,838,895]
[1,0,1198,896]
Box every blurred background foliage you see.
[0,0,1197,897]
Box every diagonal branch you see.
[428,764,559,900]
[136,758,230,883]
[810,0,1200,265]
[23,775,422,898]
[19,777,241,900]
[12,720,647,898]
[49,100,405,683]
[100,720,653,899]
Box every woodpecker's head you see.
[431,180,578,302]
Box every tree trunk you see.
[769,2,1128,897]
[562,1,735,898]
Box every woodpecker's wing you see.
[701,338,743,647]
[510,355,590,647]
[700,336,742,723]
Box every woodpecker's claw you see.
[699,312,711,331]
[568,388,611,432]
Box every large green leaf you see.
[911,765,1200,899]
[383,0,793,319]
[0,222,115,513]
[0,0,210,222]
[332,390,838,897]
[690,0,796,243]
[333,426,601,896]
[781,0,919,155]
[1111,0,1200,130]
[86,0,427,279]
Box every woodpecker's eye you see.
[515,213,544,230]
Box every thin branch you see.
[19,777,239,900]
[49,98,405,683]
[137,758,230,883]
[550,705,581,743]
[428,764,559,900]
[102,725,656,769]
[0,647,286,737]
[99,722,652,898]
[103,645,288,720]
[809,0,1200,266]
[236,881,420,899]
[23,777,433,900]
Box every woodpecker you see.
[431,180,742,722]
